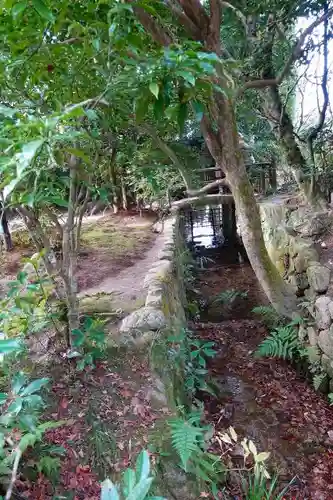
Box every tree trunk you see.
[204,102,298,317]
[261,44,326,208]
[1,209,13,251]
[62,156,79,348]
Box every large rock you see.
[315,296,332,329]
[307,326,319,347]
[307,265,331,293]
[318,327,333,358]
[288,208,332,237]
[120,306,166,335]
[321,354,333,378]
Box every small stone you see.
[315,296,332,329]
[307,265,331,293]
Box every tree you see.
[112,1,305,315]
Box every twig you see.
[5,447,22,500]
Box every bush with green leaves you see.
[100,450,164,500]
[69,316,107,371]
[167,328,216,398]
[0,261,57,340]
[0,339,61,499]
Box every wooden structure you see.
[198,161,277,196]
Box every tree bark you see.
[261,36,327,209]
[1,208,13,251]
[203,102,297,317]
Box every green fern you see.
[168,414,205,471]
[252,305,283,328]
[211,289,247,307]
[255,326,300,360]
[313,372,327,391]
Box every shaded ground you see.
[193,262,333,499]
[0,211,156,293]
[17,350,169,500]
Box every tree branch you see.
[237,6,333,96]
[166,0,203,40]
[187,178,229,196]
[141,124,191,190]
[133,5,172,46]
[171,193,233,210]
[179,0,209,32]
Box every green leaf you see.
[127,477,153,500]
[177,103,188,133]
[0,105,17,117]
[17,139,45,177]
[135,450,150,482]
[72,329,85,347]
[12,372,27,395]
[149,82,159,99]
[176,71,195,86]
[135,96,149,122]
[49,197,69,208]
[123,468,136,496]
[19,432,39,452]
[12,1,27,18]
[0,339,23,354]
[101,478,120,500]
[7,397,23,415]
[20,377,50,396]
[66,148,92,166]
[192,101,204,122]
[32,0,55,22]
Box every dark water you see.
[182,204,248,266]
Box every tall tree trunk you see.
[203,102,297,317]
[262,40,326,208]
[62,155,79,348]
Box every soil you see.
[192,260,333,499]
[16,349,169,500]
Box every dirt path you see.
[193,262,333,499]
[80,226,168,302]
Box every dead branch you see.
[187,178,229,196]
[171,193,234,210]
[237,7,333,96]
[5,448,22,500]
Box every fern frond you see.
[255,326,300,360]
[313,372,327,391]
[168,417,204,471]
[252,305,282,328]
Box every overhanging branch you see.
[187,178,229,196]
[237,7,333,96]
